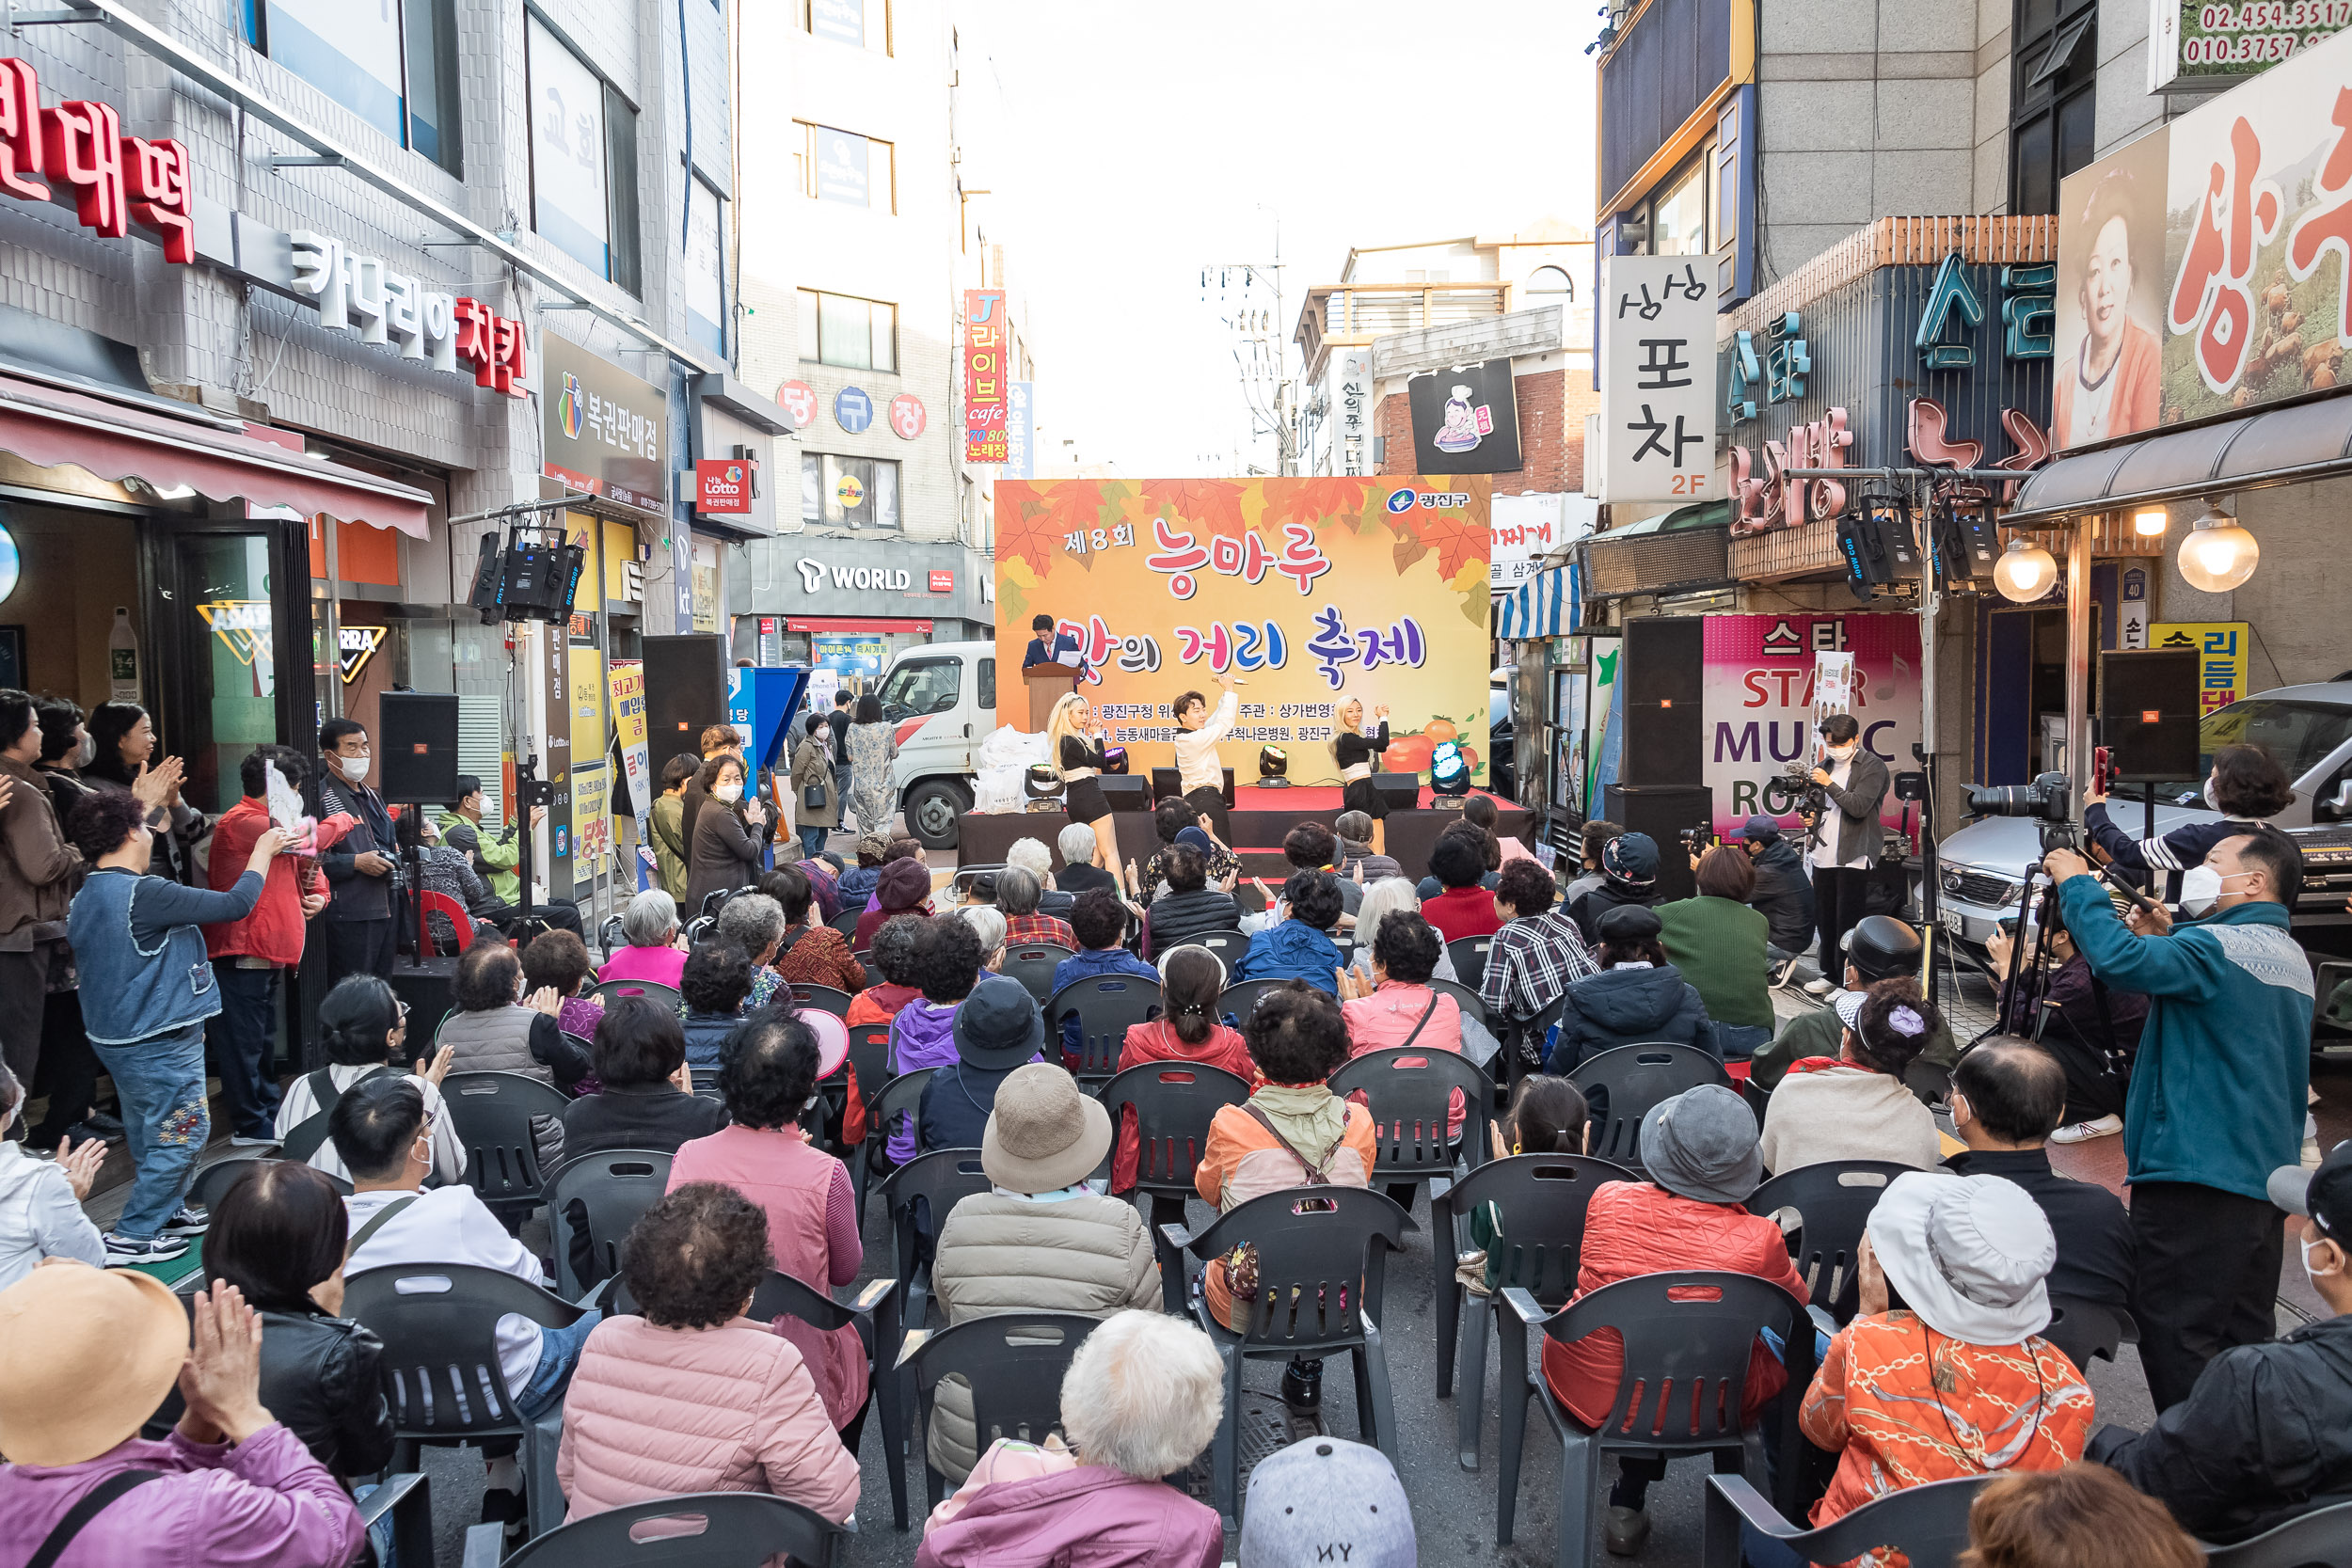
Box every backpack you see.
[1218,1102,1369,1331]
[280,1065,391,1162]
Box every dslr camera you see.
[1963,769,2080,852]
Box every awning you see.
[786,616,934,634]
[0,371,432,535]
[1497,564,1581,640]
[2004,394,2352,526]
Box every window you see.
[977,657,995,712]
[1651,156,1710,255]
[802,453,901,529]
[878,656,961,721]
[528,17,642,293]
[797,290,896,372]
[246,0,460,174]
[795,122,895,212]
[684,178,725,356]
[1525,265,1574,299]
[2010,0,2097,214]
[804,0,890,52]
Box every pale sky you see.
[957,1,1601,477]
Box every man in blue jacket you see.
[2050,825,2313,1412]
[1050,891,1156,1065]
[1231,869,1345,995]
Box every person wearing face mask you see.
[2088,1139,2352,1543]
[685,752,769,916]
[1983,910,2150,1144]
[2085,741,2295,905]
[314,718,400,989]
[2048,825,2314,1413]
[1804,714,1889,990]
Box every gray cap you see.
[1238,1437,1415,1568]
[1639,1084,1765,1205]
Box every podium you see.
[1020,662,1081,731]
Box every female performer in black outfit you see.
[1334,696,1393,854]
[1047,691,1124,880]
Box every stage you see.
[956,786,1533,883]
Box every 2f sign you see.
[1600,255,1718,503]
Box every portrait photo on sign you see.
[2053,127,2167,451]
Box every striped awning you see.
[1497,564,1580,640]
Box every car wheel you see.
[903,779,970,850]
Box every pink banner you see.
[1701,612,1921,841]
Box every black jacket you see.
[1143,887,1242,959]
[151,1304,395,1479]
[316,775,398,923]
[561,1081,728,1159]
[1566,882,1661,949]
[1544,962,1709,1072]
[1942,1147,2135,1311]
[2090,1313,2352,1543]
[1747,839,1817,953]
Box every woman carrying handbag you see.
[791,713,839,860]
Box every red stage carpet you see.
[1223,784,1510,815]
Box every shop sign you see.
[2151,0,2352,91]
[1492,494,1597,591]
[1703,612,1922,839]
[336,625,386,684]
[0,56,195,263]
[929,569,953,593]
[290,231,528,393]
[776,380,817,429]
[835,473,865,510]
[795,558,913,594]
[963,289,1009,463]
[889,392,926,438]
[834,385,874,434]
[2122,565,2152,647]
[541,335,667,512]
[609,659,652,830]
[695,458,755,514]
[1005,381,1035,479]
[1406,356,1524,476]
[1333,351,1372,477]
[1598,256,1717,502]
[2153,620,2250,712]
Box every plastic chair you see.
[1565,1042,1734,1171]
[589,978,683,1013]
[1428,976,1489,1031]
[1449,934,1495,992]
[357,1471,435,1568]
[1746,1160,1915,1324]
[876,1148,991,1338]
[1001,943,1074,1003]
[439,1070,576,1215]
[782,983,853,1020]
[419,890,476,955]
[859,1068,940,1208]
[1331,937,1357,969]
[1498,994,1566,1099]
[1217,977,1301,1025]
[844,1023,894,1224]
[1096,1060,1252,1310]
[1160,927,1248,966]
[948,864,1006,901]
[1703,1472,1993,1568]
[1497,1271,1817,1563]
[547,1148,675,1298]
[2200,1497,2352,1568]
[901,1312,1101,1518]
[469,1490,849,1568]
[829,909,864,938]
[2042,1292,2138,1373]
[1433,1153,1636,1470]
[1044,974,1164,1085]
[1164,1186,1418,1524]
[187,1155,351,1212]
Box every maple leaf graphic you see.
[1142,479,1249,540]
[1264,478,1375,531]
[1415,509,1488,583]
[993,484,1085,583]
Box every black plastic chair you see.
[187,1155,351,1212]
[829,909,864,938]
[1161,927,1248,966]
[1165,1185,1418,1524]
[859,1068,940,1207]
[843,1023,894,1225]
[901,1312,1101,1518]
[547,1148,674,1298]
[1746,1160,1915,1324]
[1096,1060,1252,1310]
[2042,1292,2138,1373]
[2200,1497,2352,1568]
[1498,994,1567,1098]
[1433,1153,1636,1470]
[1331,937,1357,969]
[876,1147,992,1338]
[1565,1042,1734,1171]
[1428,975,1489,1032]
[1217,976,1301,1025]
[1449,934,1495,992]
[786,983,854,1019]
[1327,1042,1494,1301]
[589,977,683,1013]
[1044,974,1164,1085]
[440,1070,576,1214]
[1001,943,1074,1004]
[477,1490,848,1568]
[358,1472,435,1568]
[1497,1271,1817,1563]
[948,864,1006,901]
[1703,1472,1992,1568]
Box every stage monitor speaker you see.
[2100,649,2202,784]
[377,691,462,804]
[1096,775,1151,814]
[1369,773,1422,812]
[1621,618,1704,786]
[1603,783,1712,902]
[643,634,728,750]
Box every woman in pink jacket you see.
[1337,909,1467,1138]
[557,1181,859,1524]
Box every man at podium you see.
[1022,613,1085,671]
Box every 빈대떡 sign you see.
[1600,255,1719,502]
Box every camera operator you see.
[1806,714,1888,984]
[1982,905,2148,1145]
[2047,826,2314,1414]
[1735,816,1817,961]
[2086,742,2295,902]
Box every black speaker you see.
[1603,783,1713,902]
[1837,504,1919,595]
[1935,506,1999,584]
[1621,619,1704,786]
[1096,775,1151,813]
[376,691,462,804]
[465,531,502,624]
[2100,649,2202,783]
[1149,767,1232,806]
[643,634,728,750]
[1370,773,1422,812]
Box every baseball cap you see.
[1739,815,1783,844]
[1238,1437,1415,1568]
[2271,1140,2352,1238]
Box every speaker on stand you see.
[1602,784,1713,902]
[642,635,729,752]
[1621,619,1705,786]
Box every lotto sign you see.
[1598,255,1719,502]
[776,380,817,430]
[695,459,754,515]
[964,289,1009,463]
[889,392,927,438]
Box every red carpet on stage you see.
[1225,784,1510,814]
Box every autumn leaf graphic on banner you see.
[1264,477,1375,532]
[997,486,1081,582]
[1391,508,1487,585]
[1142,478,1250,541]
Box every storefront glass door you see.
[173,531,298,815]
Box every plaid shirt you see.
[1478,908,1597,1022]
[1004,912,1078,951]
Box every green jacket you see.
[437,806,521,903]
[1657,895,1774,1029]
[2058,876,2312,1202]
[1750,1000,1959,1091]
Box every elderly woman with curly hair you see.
[556,1181,860,1525]
[713,891,791,1012]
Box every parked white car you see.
[871,640,998,848]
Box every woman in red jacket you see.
[1108,945,1257,1196]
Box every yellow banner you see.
[2152,621,2251,719]
[571,760,611,864]
[609,660,652,825]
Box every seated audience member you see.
[669,1012,868,1444]
[1567,831,1663,948]
[0,1062,104,1284]
[0,1264,364,1567]
[766,856,839,930]
[885,916,987,1163]
[1139,797,1239,895]
[855,855,934,950]
[1985,915,2148,1144]
[678,941,757,1069]
[523,928,606,1058]
[1466,1077,1591,1294]
[1760,978,1944,1174]
[997,865,1077,950]
[440,938,591,1091]
[401,809,502,949]
[1563,818,1625,909]
[1350,877,1459,982]
[1545,904,1710,1073]
[1945,1038,2135,1312]
[914,1310,1225,1566]
[927,1063,1160,1481]
[1958,1464,2204,1568]
[1237,1435,1417,1568]
[1334,811,1402,885]
[273,974,466,1185]
[1422,830,1506,942]
[764,862,867,995]
[1544,1085,1807,1555]
[599,889,688,990]
[710,892,790,1012]
[1232,868,1348,992]
[557,1181,860,1526]
[2088,1141,2352,1542]
[1242,822,1363,931]
[1479,859,1597,1033]
[1658,845,1775,1057]
[1052,892,1160,1063]
[1196,984,1375,1411]
[847,913,927,1026]
[1735,816,1817,959]
[1803,1173,2090,1536]
[838,832,888,905]
[1111,945,1258,1196]
[1415,819,1502,902]
[1141,841,1241,959]
[560,997,726,1159]
[1338,910,1466,1136]
[1752,914,1954,1090]
[1055,822,1120,900]
[1005,837,1077,919]
[959,905,1009,973]
[919,975,1046,1155]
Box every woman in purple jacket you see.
[884,915,987,1163]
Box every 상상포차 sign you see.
[1599,255,1719,502]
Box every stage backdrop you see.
[1701,613,1922,841]
[994,477,1493,786]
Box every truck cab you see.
[874,640,997,848]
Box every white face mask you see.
[338,754,370,784]
[2177,864,2251,918]
[2306,1237,2342,1283]
[72,732,94,768]
[715,782,743,803]
[2203,777,2222,812]
[1826,742,1859,762]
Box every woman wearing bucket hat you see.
[1760,976,1944,1175]
[0,1265,363,1567]
[1801,1171,2092,1537]
[1541,1084,1808,1557]
[918,975,1049,1156]
[926,1063,1161,1481]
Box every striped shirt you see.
[1478,908,1598,1022]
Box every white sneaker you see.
[103,1232,190,1267]
[2048,1114,2123,1144]
[1803,977,1835,996]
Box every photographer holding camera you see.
[1806,715,1889,980]
[1982,905,2149,1145]
[2086,742,2295,902]
[1736,816,1817,960]
[2048,826,2313,1413]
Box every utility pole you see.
[1200,229,1296,476]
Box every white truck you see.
[871,640,998,848]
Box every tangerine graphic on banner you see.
[994,477,1493,784]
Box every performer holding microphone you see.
[1334,697,1392,855]
[1046,692,1124,885]
[1171,668,1240,842]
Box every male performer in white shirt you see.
[1171,668,1240,842]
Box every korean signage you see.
[1005,381,1035,479]
[691,538,720,634]
[1491,494,1598,592]
[695,458,755,515]
[929,569,954,594]
[1599,256,1718,501]
[776,380,817,430]
[292,231,528,393]
[1701,613,1922,840]
[541,336,667,511]
[1333,350,1373,477]
[1406,356,1524,474]
[2150,0,2352,90]
[834,385,873,435]
[2121,564,2153,648]
[963,289,1009,463]
[2153,620,2251,713]
[0,56,194,263]
[608,659,652,830]
[889,391,927,439]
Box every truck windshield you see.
[878,657,961,721]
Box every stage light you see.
[1992,536,2058,603]
[2133,507,2169,537]
[1430,740,1471,797]
[1257,745,1290,786]
[2178,500,2258,592]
